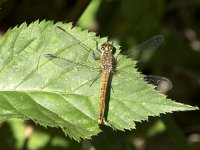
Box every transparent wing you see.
[56,26,100,56]
[112,68,172,94]
[137,35,164,54]
[45,26,101,71]
[144,75,173,93]
[117,35,169,93]
[121,35,164,60]
[45,54,96,71]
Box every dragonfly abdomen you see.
[98,71,110,125]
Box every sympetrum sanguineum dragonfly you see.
[45,26,172,125]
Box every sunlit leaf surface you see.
[0,21,197,141]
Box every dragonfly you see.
[45,26,172,125]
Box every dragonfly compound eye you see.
[101,43,113,51]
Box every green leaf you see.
[0,20,197,141]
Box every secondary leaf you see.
[0,20,197,141]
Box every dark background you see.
[0,0,200,149]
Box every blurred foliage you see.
[0,0,200,149]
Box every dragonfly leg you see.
[108,76,114,92]
[95,40,101,53]
[93,52,100,60]
[115,51,121,61]
[90,73,101,87]
[92,40,101,60]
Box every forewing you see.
[121,35,164,60]
[56,26,100,61]
[44,25,101,71]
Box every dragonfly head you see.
[101,42,116,54]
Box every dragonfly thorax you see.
[100,43,114,73]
